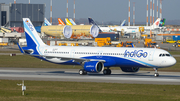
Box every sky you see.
[2,0,180,24]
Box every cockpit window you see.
[159,53,171,57]
[166,54,170,56]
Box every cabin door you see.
[148,50,155,61]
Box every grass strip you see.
[0,80,179,101]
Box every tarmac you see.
[0,67,180,85]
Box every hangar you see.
[0,3,45,27]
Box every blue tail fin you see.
[88,17,102,32]
[20,18,46,55]
[121,20,126,26]
[23,18,46,47]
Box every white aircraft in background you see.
[88,18,125,32]
[18,18,176,77]
[110,18,163,33]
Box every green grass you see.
[169,51,180,55]
[0,80,180,101]
[0,50,21,53]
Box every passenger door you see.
[148,50,155,61]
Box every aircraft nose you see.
[169,57,176,66]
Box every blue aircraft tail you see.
[121,20,126,26]
[88,17,102,32]
[18,18,46,55]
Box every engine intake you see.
[84,61,104,72]
[120,67,139,72]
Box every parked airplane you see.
[19,18,176,77]
[88,18,126,32]
[89,17,164,34]
[110,18,163,33]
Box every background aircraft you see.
[88,18,126,32]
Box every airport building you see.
[0,3,45,27]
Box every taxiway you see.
[0,67,179,85]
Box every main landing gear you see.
[103,68,111,75]
[154,68,159,77]
[79,69,87,75]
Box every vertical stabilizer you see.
[88,17,102,32]
[121,20,126,26]
[152,18,161,29]
[69,18,76,25]
[65,18,73,25]
[162,18,166,27]
[58,18,66,25]
[44,18,52,26]
[23,18,46,47]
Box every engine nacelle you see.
[120,67,139,72]
[84,61,104,73]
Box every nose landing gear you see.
[154,68,159,77]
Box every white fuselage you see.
[39,46,176,68]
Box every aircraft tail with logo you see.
[58,18,66,25]
[151,18,161,29]
[159,18,166,27]
[65,18,73,25]
[18,18,47,55]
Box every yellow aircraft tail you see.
[65,18,73,25]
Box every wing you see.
[27,53,106,63]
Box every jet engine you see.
[84,61,104,73]
[120,67,139,72]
